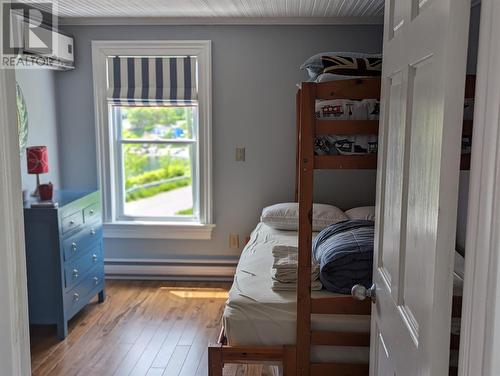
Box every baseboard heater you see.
[104,258,237,281]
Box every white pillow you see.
[261,203,347,231]
[345,206,376,221]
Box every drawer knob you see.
[90,228,96,235]
[92,254,98,262]
[71,242,77,251]
[69,220,75,225]
[73,269,79,278]
[93,277,99,285]
[73,293,80,302]
[89,209,95,215]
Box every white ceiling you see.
[53,0,385,23]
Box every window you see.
[115,106,198,219]
[92,41,213,239]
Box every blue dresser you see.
[23,190,105,339]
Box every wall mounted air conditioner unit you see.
[9,9,75,71]
[22,28,75,71]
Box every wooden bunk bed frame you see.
[209,76,474,376]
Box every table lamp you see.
[27,146,49,197]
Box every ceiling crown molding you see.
[59,16,385,26]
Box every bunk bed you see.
[208,75,474,376]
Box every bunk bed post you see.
[208,343,223,376]
[295,89,301,202]
[283,346,297,375]
[296,82,316,376]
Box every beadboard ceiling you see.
[54,0,385,25]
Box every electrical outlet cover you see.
[235,147,245,161]
[229,234,239,249]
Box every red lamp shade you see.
[27,146,49,174]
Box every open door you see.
[369,0,471,375]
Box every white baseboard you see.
[104,257,237,281]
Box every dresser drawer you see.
[84,202,100,223]
[64,243,103,290]
[63,225,102,261]
[61,211,84,235]
[64,265,104,317]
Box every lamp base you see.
[31,174,40,197]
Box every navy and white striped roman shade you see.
[106,56,197,106]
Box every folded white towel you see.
[272,245,298,258]
[272,266,319,283]
[273,252,299,269]
[272,245,317,267]
[271,245,320,283]
[272,279,323,291]
[273,253,319,269]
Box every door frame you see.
[458,0,500,375]
[0,68,32,374]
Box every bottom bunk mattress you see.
[223,222,371,364]
[223,222,465,364]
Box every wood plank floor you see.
[30,280,275,376]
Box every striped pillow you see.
[321,55,382,77]
[301,52,382,80]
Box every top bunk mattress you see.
[298,53,473,156]
[223,222,464,352]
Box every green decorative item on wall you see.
[16,82,29,154]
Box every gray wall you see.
[56,24,383,260]
[16,69,61,192]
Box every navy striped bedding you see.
[312,220,375,294]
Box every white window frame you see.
[91,40,213,240]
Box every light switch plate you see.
[236,147,245,161]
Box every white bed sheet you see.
[223,222,370,363]
[223,222,465,364]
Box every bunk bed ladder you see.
[296,81,377,376]
[295,76,471,375]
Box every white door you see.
[370,0,471,375]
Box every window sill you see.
[103,221,215,240]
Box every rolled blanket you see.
[313,220,374,294]
[272,279,323,291]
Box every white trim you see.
[459,1,500,375]
[91,40,213,237]
[103,222,215,239]
[0,71,31,374]
[60,16,385,26]
[104,257,237,281]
